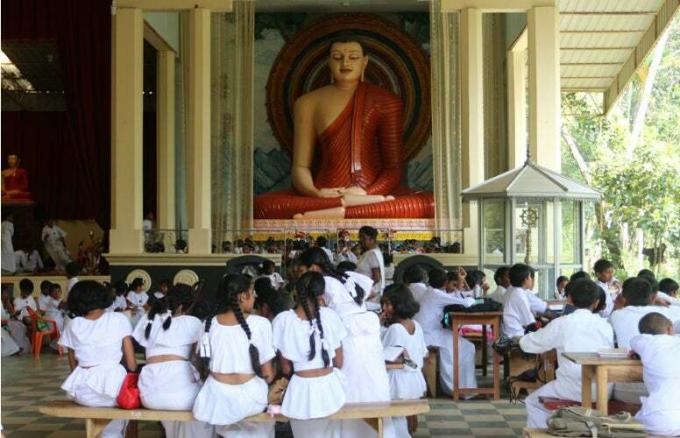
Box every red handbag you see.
[116,372,141,409]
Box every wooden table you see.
[562,352,642,415]
[450,311,503,400]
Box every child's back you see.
[381,321,427,400]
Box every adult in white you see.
[520,278,614,428]
[1,214,16,274]
[413,268,477,395]
[297,247,395,438]
[41,220,71,271]
[356,226,385,310]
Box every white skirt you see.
[193,375,268,426]
[139,360,201,410]
[61,363,127,407]
[282,369,346,420]
[387,368,427,401]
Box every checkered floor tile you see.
[1,354,527,437]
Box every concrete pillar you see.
[507,49,527,169]
[110,8,144,254]
[157,50,176,231]
[460,8,485,253]
[528,6,561,170]
[187,8,212,254]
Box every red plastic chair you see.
[27,307,63,357]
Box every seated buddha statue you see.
[1,154,32,202]
[254,35,434,220]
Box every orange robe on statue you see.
[2,168,32,201]
[254,82,434,219]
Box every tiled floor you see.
[1,354,527,437]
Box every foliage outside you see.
[561,14,680,279]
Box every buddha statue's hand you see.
[316,187,343,198]
[338,186,367,196]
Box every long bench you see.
[39,399,430,438]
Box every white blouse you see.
[59,312,132,367]
[272,307,346,371]
[381,321,428,371]
[323,275,367,318]
[206,314,275,374]
[133,313,203,359]
[126,291,149,310]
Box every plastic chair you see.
[27,307,63,357]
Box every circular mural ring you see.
[266,13,431,161]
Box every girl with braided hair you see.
[132,284,214,438]
[272,271,347,437]
[297,247,395,438]
[192,274,276,438]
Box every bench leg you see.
[85,419,110,438]
[363,418,384,437]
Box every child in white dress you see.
[109,281,129,312]
[59,281,136,438]
[43,283,65,332]
[381,284,427,438]
[126,278,149,326]
[37,280,52,313]
[630,312,680,436]
[273,272,347,438]
[133,285,215,438]
[14,279,37,323]
[192,274,276,438]
[298,247,395,438]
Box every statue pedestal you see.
[2,200,36,249]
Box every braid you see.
[297,284,317,361]
[145,293,170,339]
[231,293,263,378]
[312,299,330,368]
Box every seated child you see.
[65,262,81,294]
[59,281,136,438]
[413,268,476,395]
[502,264,537,337]
[151,279,171,302]
[109,281,129,312]
[520,279,614,428]
[554,276,568,300]
[133,284,214,438]
[126,277,149,326]
[402,265,428,303]
[488,266,511,304]
[273,272,347,438]
[381,283,427,437]
[13,279,37,324]
[630,312,680,436]
[593,259,617,317]
[656,278,679,306]
[43,283,66,333]
[1,286,30,354]
[192,274,276,438]
[260,260,284,290]
[609,278,661,349]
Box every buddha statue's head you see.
[328,33,368,85]
[7,154,19,169]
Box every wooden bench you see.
[523,427,672,438]
[39,399,430,438]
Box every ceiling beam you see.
[560,30,647,34]
[561,11,658,16]
[144,21,176,52]
[440,0,553,12]
[561,47,635,50]
[116,0,232,11]
[604,0,679,114]
[561,62,622,66]
[562,76,615,79]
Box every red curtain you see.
[2,0,111,228]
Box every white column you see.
[110,8,144,254]
[157,50,176,231]
[507,49,527,169]
[460,8,484,253]
[187,8,212,254]
[528,6,561,170]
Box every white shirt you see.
[413,287,475,347]
[14,250,43,272]
[609,305,669,349]
[133,313,203,359]
[656,291,680,306]
[323,274,368,318]
[263,272,284,290]
[59,312,132,367]
[205,314,275,374]
[320,247,334,264]
[596,280,615,317]
[381,321,428,371]
[66,277,80,294]
[41,225,66,246]
[126,291,149,312]
[1,221,15,273]
[630,334,680,436]
[143,219,153,231]
[273,307,346,371]
[526,290,548,314]
[488,285,507,304]
[408,282,428,304]
[13,296,37,320]
[108,295,128,312]
[335,250,358,265]
[502,286,535,337]
[520,308,614,401]
[356,248,385,294]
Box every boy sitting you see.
[630,312,680,436]
[593,259,618,317]
[502,264,539,337]
[519,278,614,428]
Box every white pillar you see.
[157,50,176,231]
[110,8,144,254]
[528,6,561,171]
[460,8,484,253]
[187,8,212,254]
[507,49,527,169]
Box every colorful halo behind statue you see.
[266,13,431,161]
